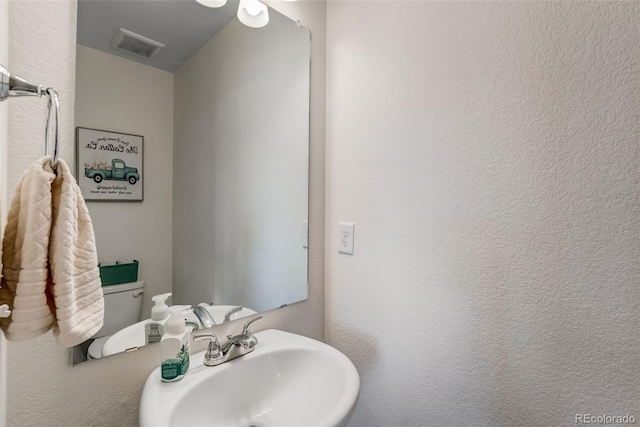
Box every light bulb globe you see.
[196,0,227,8]
[237,0,269,28]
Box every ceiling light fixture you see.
[196,0,292,29]
[195,0,227,7]
[237,0,269,28]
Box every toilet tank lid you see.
[102,280,145,295]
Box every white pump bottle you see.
[145,293,171,345]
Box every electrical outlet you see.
[339,222,355,255]
[302,220,309,249]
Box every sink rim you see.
[102,305,257,357]
[139,328,360,427]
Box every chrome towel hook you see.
[1,64,61,168]
[44,88,60,168]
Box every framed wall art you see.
[76,127,144,201]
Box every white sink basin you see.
[102,305,257,357]
[139,329,360,427]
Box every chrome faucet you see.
[192,305,216,329]
[190,304,244,331]
[193,315,263,367]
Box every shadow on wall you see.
[326,320,378,371]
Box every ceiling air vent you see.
[110,28,165,59]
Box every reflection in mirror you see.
[71,0,310,365]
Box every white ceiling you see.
[77,0,239,73]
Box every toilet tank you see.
[93,280,145,338]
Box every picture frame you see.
[76,127,144,202]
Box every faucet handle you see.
[194,332,218,343]
[235,315,263,349]
[193,332,223,366]
[223,305,243,323]
[242,315,263,335]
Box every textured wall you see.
[75,45,174,318]
[173,12,309,311]
[325,2,640,426]
[5,1,325,426]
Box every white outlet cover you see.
[339,222,355,255]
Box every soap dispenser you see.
[145,293,171,345]
[160,306,191,382]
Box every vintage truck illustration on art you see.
[84,159,140,185]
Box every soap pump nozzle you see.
[166,306,189,335]
[151,293,172,321]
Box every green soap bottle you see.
[160,306,190,382]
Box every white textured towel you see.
[0,157,56,340]
[0,156,104,347]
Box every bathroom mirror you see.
[71,0,310,364]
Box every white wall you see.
[326,2,640,426]
[173,12,309,311]
[75,45,173,317]
[5,1,325,426]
